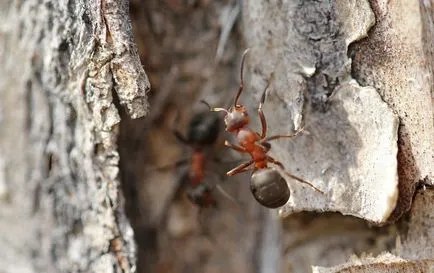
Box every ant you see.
[156,106,245,241]
[206,49,324,209]
[163,109,222,209]
[157,106,240,223]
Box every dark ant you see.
[156,107,241,240]
[157,109,222,210]
[206,49,324,209]
[170,110,221,208]
[158,105,240,211]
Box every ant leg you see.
[267,156,323,194]
[152,157,189,172]
[215,184,241,208]
[204,170,241,208]
[224,140,247,153]
[258,82,270,139]
[173,130,189,145]
[158,169,189,228]
[227,159,254,176]
[261,127,305,143]
[233,48,250,107]
[197,208,217,244]
[169,109,191,145]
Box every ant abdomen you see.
[250,168,290,208]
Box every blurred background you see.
[121,1,398,272]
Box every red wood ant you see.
[156,107,244,240]
[207,49,324,209]
[167,109,222,208]
[156,105,242,236]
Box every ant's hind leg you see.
[197,208,217,244]
[227,160,254,176]
[266,156,323,194]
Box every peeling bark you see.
[313,193,434,273]
[241,0,405,224]
[350,0,434,222]
[315,254,434,273]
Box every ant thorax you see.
[237,127,260,146]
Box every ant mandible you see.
[206,49,324,209]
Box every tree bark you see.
[0,0,147,272]
[1,0,433,273]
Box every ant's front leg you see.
[227,159,254,176]
[170,109,191,145]
[224,140,247,153]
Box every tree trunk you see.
[1,0,433,273]
[0,0,147,272]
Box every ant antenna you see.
[200,100,212,109]
[200,100,229,114]
[215,184,241,208]
[234,48,250,107]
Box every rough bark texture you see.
[242,0,400,223]
[1,0,433,273]
[351,0,434,222]
[128,0,433,272]
[0,0,148,272]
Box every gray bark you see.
[1,0,433,273]
[0,0,148,272]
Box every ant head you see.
[224,105,249,132]
[187,111,221,146]
[202,49,253,132]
